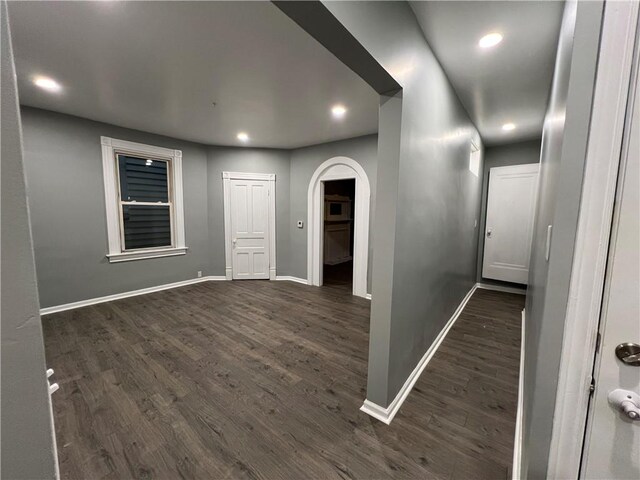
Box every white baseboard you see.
[40,276,227,315]
[513,308,526,480]
[360,283,478,424]
[365,293,372,300]
[275,276,309,285]
[476,282,526,295]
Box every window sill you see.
[107,247,188,263]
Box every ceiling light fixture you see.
[237,132,249,142]
[331,104,347,119]
[502,123,516,131]
[478,32,503,49]
[33,75,62,93]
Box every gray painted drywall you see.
[522,1,604,477]
[1,3,57,477]
[21,107,212,307]
[318,1,483,406]
[476,139,541,285]
[206,146,291,276]
[289,134,377,288]
[20,107,378,307]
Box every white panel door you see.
[582,64,639,479]
[482,163,539,284]
[230,179,270,279]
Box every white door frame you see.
[482,163,539,284]
[308,157,370,298]
[222,172,276,280]
[545,2,638,479]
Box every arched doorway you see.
[307,157,370,298]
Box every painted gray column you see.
[1,2,57,477]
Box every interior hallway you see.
[43,281,523,479]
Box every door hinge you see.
[595,332,602,353]
[589,377,596,395]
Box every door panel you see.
[230,179,270,280]
[482,163,539,284]
[582,62,639,479]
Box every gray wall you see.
[1,3,57,477]
[21,107,212,308]
[20,107,378,307]
[522,1,604,477]
[476,139,541,284]
[321,1,483,406]
[289,134,378,289]
[206,146,291,276]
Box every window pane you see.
[122,205,171,250]
[118,154,169,202]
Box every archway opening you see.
[307,157,370,298]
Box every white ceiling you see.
[410,1,564,146]
[8,1,379,149]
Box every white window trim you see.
[222,172,276,280]
[101,136,187,263]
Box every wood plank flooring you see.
[42,281,523,479]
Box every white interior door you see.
[482,163,539,284]
[230,179,270,279]
[581,64,639,479]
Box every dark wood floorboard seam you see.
[42,281,523,480]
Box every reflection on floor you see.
[42,281,522,479]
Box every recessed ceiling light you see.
[33,76,62,93]
[331,104,347,119]
[479,32,503,49]
[502,123,516,131]
[237,132,249,142]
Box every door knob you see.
[615,343,640,366]
[486,229,492,238]
[608,389,640,420]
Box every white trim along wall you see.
[40,276,228,316]
[222,172,277,280]
[512,308,526,480]
[307,156,371,298]
[360,283,481,424]
[101,136,187,263]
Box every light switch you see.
[297,220,304,229]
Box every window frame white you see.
[101,136,187,263]
[469,140,481,177]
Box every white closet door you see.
[482,163,539,284]
[230,179,270,279]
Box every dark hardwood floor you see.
[42,281,523,480]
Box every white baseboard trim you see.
[275,276,309,285]
[360,283,478,424]
[40,276,227,315]
[512,308,526,480]
[365,293,372,300]
[476,282,526,295]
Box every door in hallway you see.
[230,178,270,279]
[581,55,639,479]
[482,163,539,284]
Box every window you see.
[469,140,481,177]
[101,137,186,262]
